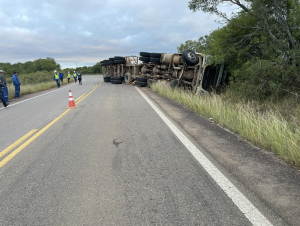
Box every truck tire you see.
[170,79,178,89]
[104,77,111,82]
[125,73,132,84]
[136,77,147,82]
[136,81,147,87]
[114,77,124,81]
[114,56,125,60]
[140,52,150,57]
[110,77,114,83]
[150,53,161,58]
[139,57,150,62]
[114,60,126,64]
[109,58,115,61]
[182,49,199,66]
[112,80,123,84]
[150,57,161,63]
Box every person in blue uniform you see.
[59,71,64,83]
[12,72,21,98]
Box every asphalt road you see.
[0,75,273,225]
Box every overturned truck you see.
[100,50,229,94]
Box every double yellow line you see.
[0,83,102,169]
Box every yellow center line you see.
[75,94,86,102]
[0,81,103,169]
[76,84,101,105]
[0,129,38,159]
[0,80,102,168]
[0,109,70,169]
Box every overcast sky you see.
[0,0,229,68]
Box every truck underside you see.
[101,50,229,93]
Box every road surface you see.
[0,75,296,225]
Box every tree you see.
[177,36,209,53]
[188,0,300,61]
[186,0,300,99]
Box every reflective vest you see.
[73,73,77,78]
[67,74,70,78]
[54,74,59,79]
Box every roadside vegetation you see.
[151,82,300,167]
[170,1,300,166]
[179,0,300,101]
[0,58,102,100]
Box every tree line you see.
[179,0,300,100]
[0,58,102,85]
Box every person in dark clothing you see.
[59,71,64,83]
[0,80,8,107]
[77,71,82,85]
[0,69,9,102]
[12,72,21,98]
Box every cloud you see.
[0,0,235,68]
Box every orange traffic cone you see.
[68,90,76,108]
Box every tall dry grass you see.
[7,82,59,100]
[151,82,300,167]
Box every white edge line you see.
[0,79,85,110]
[135,87,273,226]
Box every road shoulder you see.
[140,87,300,226]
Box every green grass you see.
[151,82,300,167]
[7,81,62,100]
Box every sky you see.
[0,0,231,68]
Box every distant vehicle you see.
[100,49,229,93]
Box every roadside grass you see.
[151,82,300,167]
[7,81,61,100]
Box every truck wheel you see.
[136,81,147,87]
[114,56,125,60]
[114,60,126,64]
[170,79,178,89]
[112,80,123,84]
[125,73,132,84]
[139,57,150,62]
[182,49,199,66]
[140,52,150,57]
[136,77,147,82]
[150,58,161,63]
[150,53,161,58]
[104,77,111,82]
[113,77,124,81]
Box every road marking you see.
[136,87,273,226]
[0,82,77,110]
[0,130,38,159]
[0,83,101,169]
[76,84,101,105]
[0,109,70,169]
[75,94,86,102]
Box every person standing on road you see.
[67,71,71,83]
[77,71,82,85]
[54,70,60,88]
[0,69,9,102]
[59,71,64,84]
[0,80,8,107]
[73,71,77,83]
[12,72,21,98]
